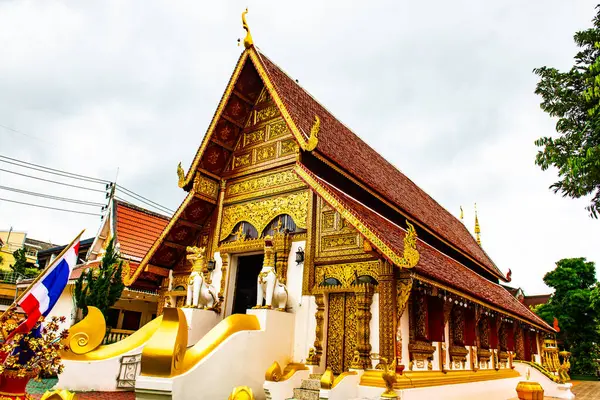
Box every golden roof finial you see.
[460,205,464,221]
[241,8,253,49]
[474,203,481,246]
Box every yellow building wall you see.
[0,231,26,271]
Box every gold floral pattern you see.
[314,261,379,288]
[243,129,265,147]
[255,105,278,123]
[255,143,276,162]
[219,190,309,241]
[268,120,289,140]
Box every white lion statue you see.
[185,246,218,309]
[254,236,288,310]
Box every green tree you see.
[10,248,28,276]
[533,6,600,218]
[533,258,600,375]
[74,238,125,319]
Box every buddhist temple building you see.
[57,13,567,400]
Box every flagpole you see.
[0,229,85,321]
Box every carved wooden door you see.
[326,292,357,374]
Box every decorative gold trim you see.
[181,51,249,188]
[219,237,264,254]
[302,191,316,295]
[360,368,520,389]
[412,274,551,332]
[264,361,308,382]
[241,9,253,49]
[320,368,335,389]
[224,167,305,204]
[219,190,309,241]
[294,164,419,269]
[210,180,227,257]
[333,370,357,388]
[125,191,197,286]
[140,308,188,378]
[62,306,106,355]
[62,316,163,361]
[40,390,75,400]
[314,261,379,288]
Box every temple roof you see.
[296,164,552,331]
[114,200,170,260]
[177,47,504,281]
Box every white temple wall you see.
[399,306,410,366]
[286,241,305,313]
[45,286,76,331]
[370,293,379,357]
[212,251,223,312]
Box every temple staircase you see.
[289,374,321,400]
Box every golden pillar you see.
[307,293,325,366]
[378,261,397,364]
[353,283,375,370]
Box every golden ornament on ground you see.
[40,390,76,400]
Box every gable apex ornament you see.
[240,8,254,49]
[177,162,185,188]
[298,115,320,151]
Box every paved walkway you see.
[572,381,600,399]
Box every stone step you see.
[292,388,320,400]
[300,378,320,391]
[309,373,322,380]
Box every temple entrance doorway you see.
[326,292,357,374]
[232,254,264,315]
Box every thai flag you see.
[10,237,80,337]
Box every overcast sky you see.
[1,1,599,294]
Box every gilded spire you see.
[474,203,481,246]
[460,205,464,221]
[241,8,253,49]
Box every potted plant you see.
[0,310,69,400]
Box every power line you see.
[114,194,172,216]
[0,185,105,207]
[0,168,106,193]
[116,185,175,214]
[0,198,101,217]
[1,154,175,214]
[0,155,109,184]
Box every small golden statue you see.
[380,357,398,399]
[228,386,254,400]
[40,390,76,400]
[177,162,185,187]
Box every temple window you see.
[464,308,477,347]
[427,296,445,342]
[353,275,378,286]
[262,214,306,236]
[223,221,259,242]
[320,277,342,286]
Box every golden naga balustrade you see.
[61,306,163,361]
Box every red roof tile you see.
[114,201,169,260]
[255,50,503,280]
[299,167,551,331]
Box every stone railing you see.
[103,329,135,345]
